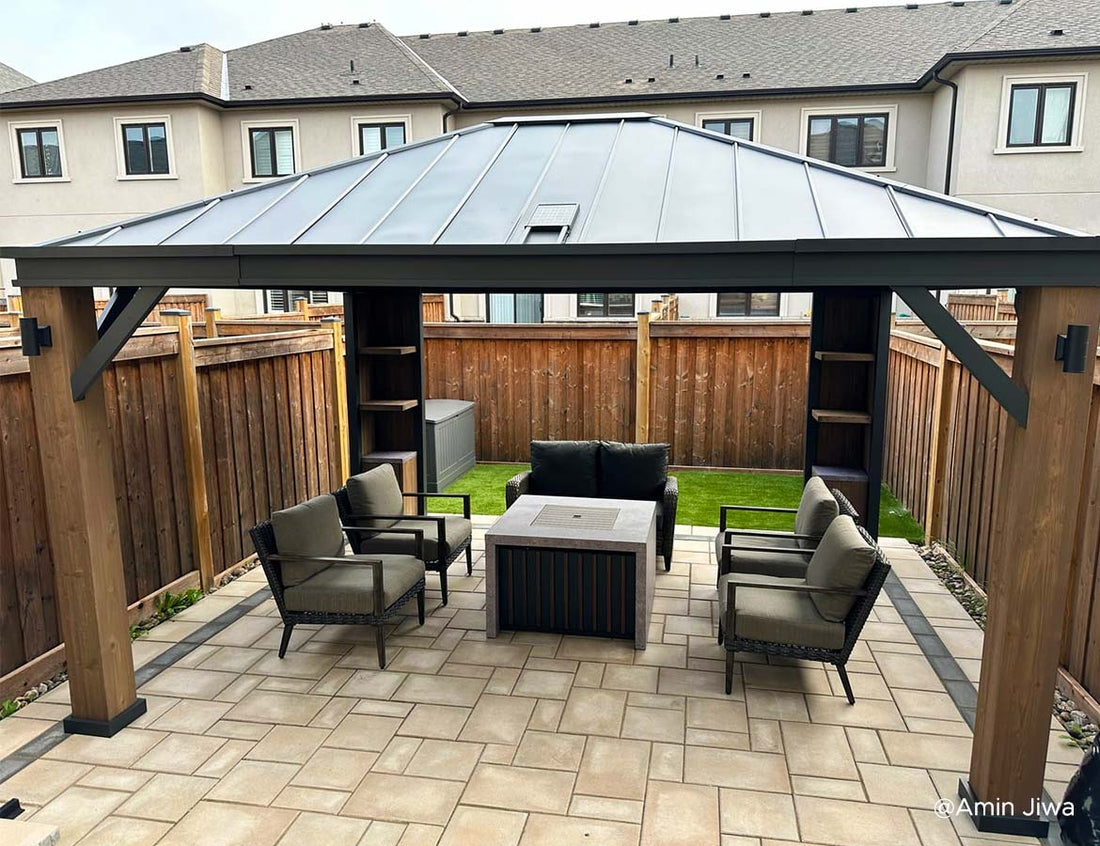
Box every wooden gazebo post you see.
[22,286,145,735]
[963,285,1100,835]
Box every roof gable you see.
[45,114,1075,249]
[0,60,34,93]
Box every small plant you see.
[0,699,18,719]
[154,588,203,621]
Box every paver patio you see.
[0,521,1080,846]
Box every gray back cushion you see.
[530,440,599,498]
[794,476,839,546]
[271,494,344,586]
[804,515,877,622]
[346,465,404,529]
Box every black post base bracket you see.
[62,697,147,738]
[956,779,1051,838]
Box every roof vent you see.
[625,77,633,84]
[846,6,858,11]
[418,33,430,39]
[647,76,656,82]
[530,26,541,32]
[321,23,332,30]
[589,22,599,28]
[493,28,504,34]
[350,60,355,71]
[1050,28,1065,35]
[742,72,751,78]
[759,12,771,18]
[628,19,638,25]
[950,1,964,6]
[179,45,193,52]
[715,73,725,80]
[358,22,370,28]
[458,30,468,36]
[525,204,579,243]
[668,17,679,23]
[802,9,813,15]
[906,3,918,8]
[998,0,1012,4]
[243,84,253,90]
[720,13,730,20]
[351,79,360,85]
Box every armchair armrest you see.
[719,503,796,530]
[722,528,819,543]
[346,514,444,561]
[403,491,471,519]
[343,525,425,560]
[663,475,679,517]
[506,471,531,507]
[720,542,815,556]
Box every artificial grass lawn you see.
[429,462,924,542]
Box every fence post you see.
[295,297,311,320]
[162,310,216,590]
[323,316,351,482]
[204,306,221,339]
[924,341,956,544]
[635,311,651,443]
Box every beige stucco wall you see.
[949,59,1100,233]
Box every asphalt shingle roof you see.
[0,60,34,94]
[1,0,1096,109]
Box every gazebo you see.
[4,113,1099,837]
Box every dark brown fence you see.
[424,321,810,469]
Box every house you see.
[1,0,1097,319]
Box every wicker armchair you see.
[505,440,679,568]
[717,516,889,703]
[715,478,858,585]
[250,494,427,669]
[334,465,472,607]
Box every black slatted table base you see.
[496,546,636,639]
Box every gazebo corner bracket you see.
[893,286,1028,427]
[71,285,167,401]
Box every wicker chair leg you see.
[438,566,449,607]
[724,649,735,695]
[417,588,425,625]
[836,663,855,704]
[375,624,387,669]
[278,623,294,659]
[465,544,473,576]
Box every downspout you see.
[932,69,959,195]
[443,100,463,133]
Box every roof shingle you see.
[0,60,34,94]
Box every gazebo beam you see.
[22,286,147,736]
[71,285,166,401]
[962,285,1100,836]
[894,286,1028,425]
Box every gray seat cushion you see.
[346,465,405,530]
[714,532,811,579]
[271,494,344,586]
[359,516,472,563]
[283,554,425,615]
[719,573,844,651]
[794,476,839,548]
[805,515,877,622]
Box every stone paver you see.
[0,530,1059,845]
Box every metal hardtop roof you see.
[19,114,1082,255]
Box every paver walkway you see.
[0,522,1081,846]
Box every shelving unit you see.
[345,290,427,494]
[804,289,890,536]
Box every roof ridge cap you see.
[957,0,1035,51]
[375,22,467,102]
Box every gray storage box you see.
[424,399,475,492]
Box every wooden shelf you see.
[811,408,872,425]
[359,345,417,356]
[814,351,874,362]
[360,399,419,412]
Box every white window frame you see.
[800,104,898,173]
[240,119,300,183]
[708,292,794,317]
[995,73,1087,154]
[8,119,70,184]
[695,110,762,142]
[113,115,177,180]
[350,114,412,158]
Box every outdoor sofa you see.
[506,440,678,567]
[717,514,889,703]
[335,464,473,606]
[250,493,426,668]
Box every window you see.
[359,122,406,155]
[717,292,780,317]
[121,122,169,175]
[806,113,889,168]
[249,126,295,178]
[265,289,329,313]
[702,117,754,141]
[16,126,62,179]
[487,294,543,324]
[1007,82,1076,147]
[578,294,634,318]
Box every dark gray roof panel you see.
[41,115,1074,250]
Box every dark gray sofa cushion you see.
[346,465,404,529]
[271,494,344,586]
[530,440,599,498]
[599,441,669,501]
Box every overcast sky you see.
[6,0,914,83]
